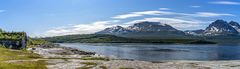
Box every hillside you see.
[43,34,142,43]
[42,34,216,44]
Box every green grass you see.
[80,56,109,61]
[80,62,97,66]
[99,66,107,69]
[0,47,47,69]
[119,68,134,69]
[0,60,47,69]
[0,48,41,61]
[78,62,97,69]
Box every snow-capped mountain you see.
[96,21,185,39]
[126,21,179,32]
[185,29,205,35]
[229,21,240,32]
[96,26,130,35]
[97,20,240,39]
[204,20,239,35]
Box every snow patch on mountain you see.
[229,21,240,33]
[204,20,239,35]
[96,21,183,35]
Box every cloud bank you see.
[42,20,120,37]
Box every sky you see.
[0,0,240,37]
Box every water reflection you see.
[59,43,240,61]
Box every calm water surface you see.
[59,43,240,61]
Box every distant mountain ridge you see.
[184,20,240,36]
[97,19,240,39]
[96,21,186,39]
[126,22,179,32]
[43,19,240,43]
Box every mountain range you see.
[43,19,240,43]
[96,21,186,39]
[97,20,240,38]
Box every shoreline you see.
[28,43,240,69]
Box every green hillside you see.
[42,34,216,44]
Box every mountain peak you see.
[229,21,240,27]
[133,21,167,26]
[212,20,228,25]
[127,21,177,32]
[96,25,129,35]
[229,21,240,32]
[204,20,239,35]
[112,25,124,29]
[96,21,185,38]
[215,19,227,22]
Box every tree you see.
[0,29,3,33]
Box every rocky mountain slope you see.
[96,21,186,39]
[185,20,240,36]
[204,20,239,36]
[229,21,240,32]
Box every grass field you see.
[0,48,47,69]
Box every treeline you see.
[0,32,27,40]
[42,34,216,44]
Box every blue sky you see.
[0,0,240,37]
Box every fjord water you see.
[59,43,240,61]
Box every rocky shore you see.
[32,43,95,55]
[28,44,240,69]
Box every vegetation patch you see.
[27,38,50,48]
[78,62,97,69]
[0,32,26,40]
[80,56,109,61]
[80,62,97,66]
[0,47,46,69]
[43,34,218,44]
[119,67,134,69]
[0,60,47,69]
[0,48,41,61]
[99,66,108,69]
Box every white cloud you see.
[0,10,6,13]
[191,6,201,8]
[112,11,174,19]
[112,10,235,19]
[126,17,205,30]
[42,20,120,37]
[209,1,240,5]
[112,14,142,19]
[159,8,171,10]
[193,12,235,17]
